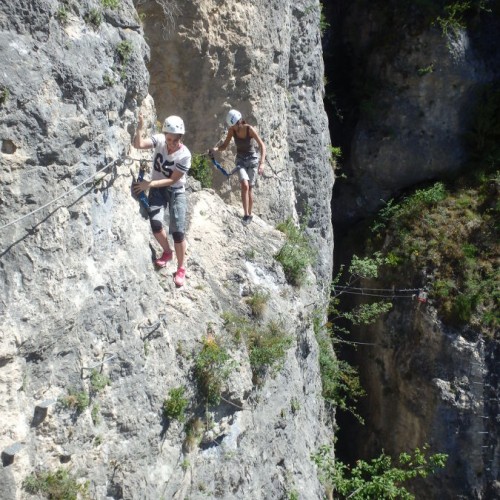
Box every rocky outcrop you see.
[329,0,500,231]
[351,304,499,499]
[0,0,333,498]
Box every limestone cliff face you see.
[0,1,333,498]
[138,0,334,283]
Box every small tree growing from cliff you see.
[315,253,393,423]
[312,443,447,500]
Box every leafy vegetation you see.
[194,336,234,405]
[245,288,270,318]
[275,215,317,286]
[23,468,89,499]
[55,6,69,24]
[370,175,499,336]
[59,389,89,413]
[0,86,9,106]
[222,312,293,383]
[102,0,120,9]
[312,444,447,499]
[163,386,189,422]
[116,40,133,63]
[84,8,102,27]
[90,369,110,393]
[247,321,293,381]
[190,153,213,188]
[313,254,393,423]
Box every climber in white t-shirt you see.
[133,113,191,287]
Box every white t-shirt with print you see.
[150,134,191,192]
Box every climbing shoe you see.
[174,267,186,287]
[155,250,173,268]
[242,215,253,226]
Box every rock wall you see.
[0,0,333,498]
[329,0,500,231]
[325,2,500,497]
[139,0,334,283]
[351,305,499,499]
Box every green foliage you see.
[90,369,110,393]
[55,6,69,24]
[417,63,434,76]
[316,334,366,424]
[22,468,89,499]
[221,311,252,343]
[371,172,499,336]
[91,403,100,425]
[371,183,447,235]
[275,216,317,286]
[319,2,330,36]
[184,417,204,451]
[84,8,102,27]
[116,40,133,63]
[435,1,471,36]
[103,73,116,87]
[312,444,447,499]
[222,312,292,383]
[60,389,89,413]
[245,288,270,318]
[102,0,120,9]
[0,86,9,106]
[194,336,234,405]
[190,154,213,188]
[163,386,189,422]
[247,321,293,380]
[313,254,393,422]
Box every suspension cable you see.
[0,156,123,232]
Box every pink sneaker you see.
[154,250,173,268]
[174,267,186,287]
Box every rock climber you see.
[133,112,191,287]
[210,109,266,225]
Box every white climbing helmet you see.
[162,115,185,134]
[226,109,242,127]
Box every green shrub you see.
[91,403,100,425]
[22,468,89,499]
[194,336,234,405]
[60,389,89,413]
[55,6,69,24]
[116,40,133,63]
[275,217,316,286]
[0,87,9,106]
[163,386,189,422]
[190,154,213,188]
[102,0,120,9]
[90,369,110,393]
[84,8,102,27]
[312,444,447,499]
[371,172,498,336]
[245,288,270,318]
[247,321,292,379]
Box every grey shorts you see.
[236,154,259,187]
[148,188,187,234]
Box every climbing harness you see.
[0,155,123,233]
